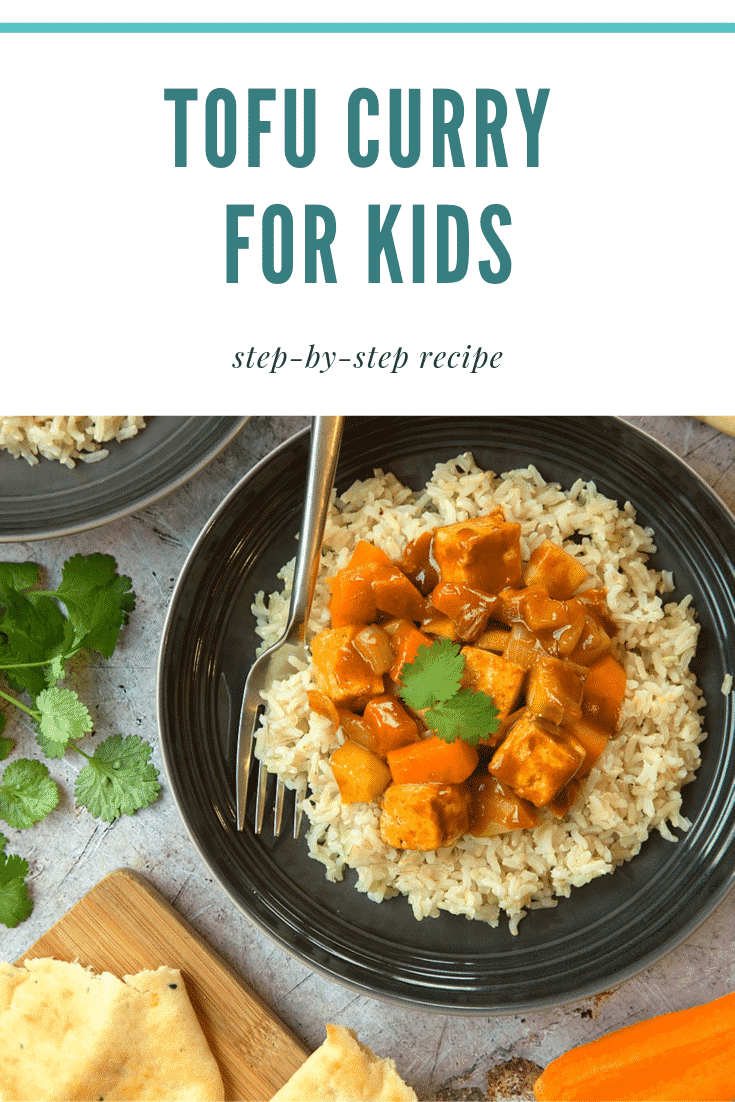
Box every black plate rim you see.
[0,415,249,542]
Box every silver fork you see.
[235,415,344,834]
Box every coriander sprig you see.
[0,833,32,928]
[398,637,500,747]
[0,553,162,926]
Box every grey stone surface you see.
[1,415,733,1101]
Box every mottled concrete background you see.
[2,416,734,1101]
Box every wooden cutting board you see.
[15,867,310,1101]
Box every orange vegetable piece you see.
[347,540,393,569]
[308,692,340,735]
[582,653,626,731]
[546,776,582,819]
[397,530,440,594]
[476,626,512,653]
[328,559,425,627]
[468,774,538,835]
[385,620,434,684]
[569,609,613,666]
[560,715,610,775]
[330,741,392,804]
[370,563,426,622]
[327,565,378,627]
[363,694,419,757]
[523,539,590,599]
[387,735,479,785]
[420,611,462,641]
[521,594,586,657]
[337,708,375,750]
[533,990,735,1101]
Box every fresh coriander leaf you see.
[51,554,135,658]
[397,637,465,711]
[0,562,41,602]
[425,688,500,747]
[34,687,94,758]
[0,758,60,829]
[0,834,33,927]
[75,735,160,822]
[398,637,501,746]
[0,592,67,697]
[0,719,13,760]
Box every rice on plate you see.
[252,453,705,934]
[0,416,146,468]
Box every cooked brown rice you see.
[252,453,706,933]
[0,417,146,468]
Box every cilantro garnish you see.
[0,758,59,829]
[75,735,160,822]
[398,638,500,747]
[0,834,33,927]
[0,554,161,925]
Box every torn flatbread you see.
[0,958,224,1101]
[698,415,735,436]
[270,1023,417,1102]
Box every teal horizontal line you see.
[0,22,733,32]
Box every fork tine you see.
[273,777,285,835]
[254,759,268,833]
[293,793,303,839]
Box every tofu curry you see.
[309,508,627,852]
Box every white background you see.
[1,19,733,413]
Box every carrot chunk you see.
[347,540,393,569]
[533,990,735,1101]
[560,715,610,775]
[363,694,420,757]
[582,652,626,731]
[387,735,479,785]
[385,620,434,684]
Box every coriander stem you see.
[0,655,71,671]
[0,689,38,720]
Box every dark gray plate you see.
[0,416,247,541]
[158,417,735,1013]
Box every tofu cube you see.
[523,539,590,599]
[311,625,385,708]
[461,646,526,720]
[489,714,585,807]
[379,782,470,850]
[432,512,522,595]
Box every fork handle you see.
[286,416,344,640]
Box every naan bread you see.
[0,958,224,1101]
[270,1023,417,1102]
[698,415,735,436]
